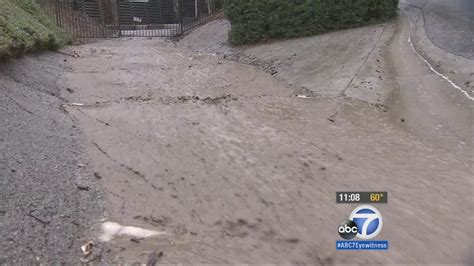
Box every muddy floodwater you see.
[1,6,472,264]
[56,15,472,264]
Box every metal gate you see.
[36,0,223,38]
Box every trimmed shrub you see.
[0,0,70,60]
[224,0,399,45]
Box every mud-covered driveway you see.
[56,16,472,263]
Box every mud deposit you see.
[56,17,473,263]
[1,16,472,264]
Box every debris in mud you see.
[124,95,152,102]
[130,237,144,243]
[294,86,318,99]
[99,221,167,242]
[320,166,327,171]
[146,251,163,266]
[371,103,389,112]
[80,243,102,264]
[202,94,238,105]
[94,172,102,179]
[328,112,338,123]
[66,88,74,93]
[81,241,94,256]
[177,95,200,102]
[401,118,405,123]
[28,209,51,225]
[224,52,279,75]
[296,95,317,99]
[168,95,238,105]
[76,184,90,191]
[80,254,102,264]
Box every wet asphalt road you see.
[404,0,474,59]
[0,54,104,263]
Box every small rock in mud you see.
[401,118,405,123]
[66,88,74,93]
[93,172,102,179]
[80,241,94,256]
[29,209,51,224]
[76,184,90,191]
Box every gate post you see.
[178,0,184,35]
[116,0,122,37]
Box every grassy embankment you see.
[0,0,70,60]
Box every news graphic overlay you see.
[336,192,388,250]
[338,220,358,240]
[349,205,383,239]
[336,192,387,204]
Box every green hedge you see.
[0,0,70,60]
[224,0,399,45]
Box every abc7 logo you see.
[338,220,358,239]
[338,205,383,240]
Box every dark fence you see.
[36,0,223,38]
